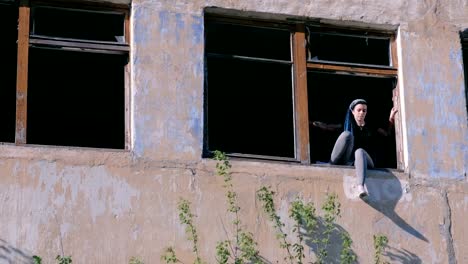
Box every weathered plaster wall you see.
[0,0,467,263]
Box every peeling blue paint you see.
[193,60,204,78]
[133,7,152,45]
[191,15,204,45]
[405,41,467,179]
[190,109,202,143]
[133,75,154,157]
[175,13,185,43]
[449,47,463,72]
[159,11,170,36]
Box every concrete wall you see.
[1,0,467,263]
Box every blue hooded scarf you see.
[344,99,367,136]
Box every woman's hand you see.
[311,121,342,131]
[389,107,398,123]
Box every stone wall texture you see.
[0,0,467,263]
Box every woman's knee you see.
[355,148,374,167]
[341,131,352,138]
[339,131,353,142]
[354,148,366,158]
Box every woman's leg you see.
[330,131,354,165]
[354,148,375,186]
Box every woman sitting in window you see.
[313,99,398,199]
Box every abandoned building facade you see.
[0,0,467,263]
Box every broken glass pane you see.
[206,22,291,61]
[32,6,125,42]
[308,31,391,66]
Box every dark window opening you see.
[308,72,397,168]
[31,6,125,42]
[307,31,391,66]
[27,48,127,149]
[205,21,294,158]
[0,3,18,143]
[204,14,400,167]
[206,57,295,158]
[462,33,468,115]
[206,22,291,60]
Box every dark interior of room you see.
[27,48,127,149]
[308,72,397,168]
[0,4,18,143]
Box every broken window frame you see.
[204,15,404,169]
[14,0,131,149]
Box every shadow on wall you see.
[385,246,422,264]
[0,239,36,264]
[304,220,357,264]
[301,216,421,264]
[251,219,359,264]
[361,170,429,242]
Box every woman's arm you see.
[310,121,342,132]
[377,107,398,136]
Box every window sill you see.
[0,143,132,167]
[201,156,409,181]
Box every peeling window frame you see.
[204,14,404,170]
[14,0,131,149]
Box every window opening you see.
[11,2,130,149]
[462,30,468,116]
[307,72,397,168]
[205,21,295,159]
[27,48,126,149]
[204,15,401,168]
[0,3,18,143]
[206,57,295,158]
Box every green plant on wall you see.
[56,255,72,264]
[373,234,389,264]
[213,150,262,264]
[179,198,205,264]
[289,199,318,264]
[257,186,351,264]
[159,199,204,264]
[256,186,294,263]
[31,254,73,264]
[129,256,145,264]
[161,151,261,264]
[316,193,341,263]
[161,247,179,263]
[162,151,385,264]
[340,232,357,264]
[32,255,42,264]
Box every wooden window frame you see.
[14,0,131,149]
[205,15,403,169]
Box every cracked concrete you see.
[0,0,467,263]
[441,191,456,264]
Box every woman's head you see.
[349,99,367,124]
[344,99,367,132]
